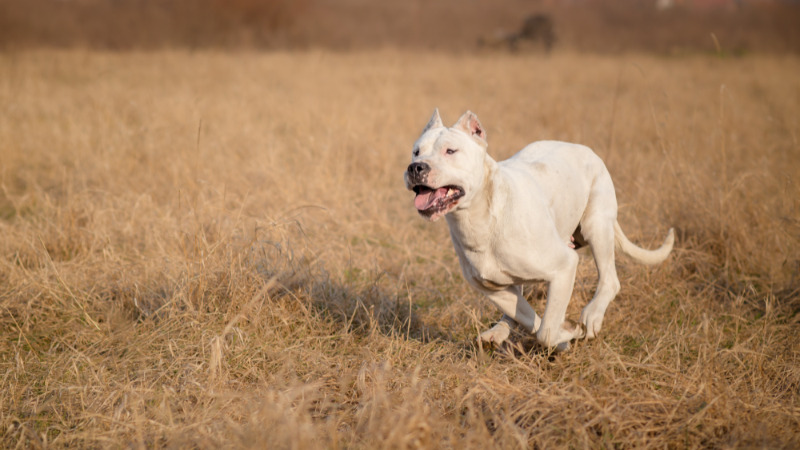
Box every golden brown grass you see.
[1,49,799,448]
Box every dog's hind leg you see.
[579,217,621,339]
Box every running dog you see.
[405,109,674,351]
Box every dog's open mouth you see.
[412,185,465,219]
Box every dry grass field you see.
[1,49,799,448]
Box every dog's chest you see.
[452,233,554,290]
[457,247,518,291]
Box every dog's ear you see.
[454,110,487,147]
[421,108,444,134]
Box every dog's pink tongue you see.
[414,187,447,211]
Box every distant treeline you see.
[0,0,308,49]
[1,0,799,54]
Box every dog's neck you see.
[445,155,498,253]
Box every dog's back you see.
[501,140,609,200]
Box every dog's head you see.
[405,109,490,222]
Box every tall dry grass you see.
[1,49,799,448]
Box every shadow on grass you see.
[96,234,618,362]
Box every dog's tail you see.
[614,221,674,266]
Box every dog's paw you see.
[580,306,606,339]
[535,320,584,351]
[583,320,602,339]
[479,321,511,346]
[563,318,586,340]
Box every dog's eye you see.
[413,149,420,157]
[446,148,458,155]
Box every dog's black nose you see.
[407,162,430,179]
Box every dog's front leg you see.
[536,251,584,351]
[479,286,541,345]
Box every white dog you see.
[405,109,674,351]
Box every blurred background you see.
[1,0,799,55]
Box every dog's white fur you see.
[405,109,674,351]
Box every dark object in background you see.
[478,14,556,53]
[510,14,556,52]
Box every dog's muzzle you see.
[407,162,430,185]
